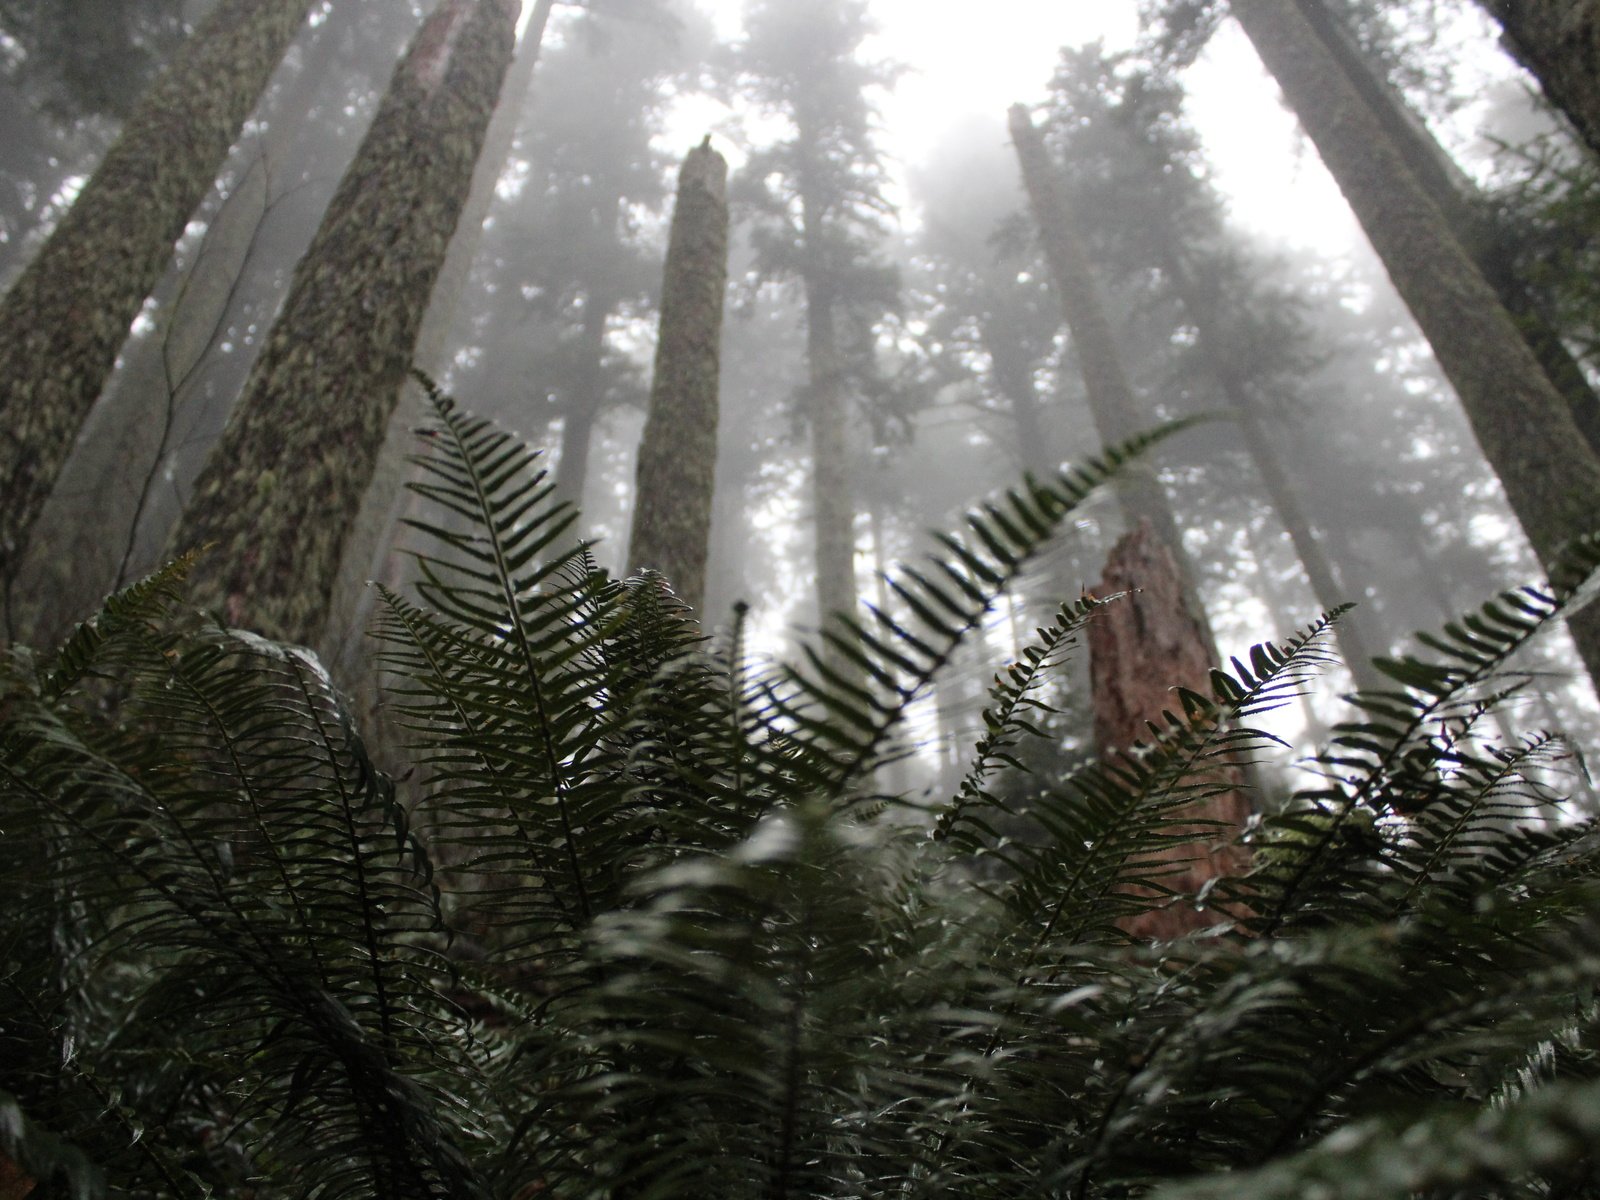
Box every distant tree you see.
[904,118,1065,480]
[165,0,521,644]
[1482,0,1600,160]
[1007,105,1213,632]
[1228,0,1600,690]
[1039,52,1391,690]
[628,139,731,611]
[730,0,900,630]
[0,0,318,619]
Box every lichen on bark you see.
[627,139,730,614]
[0,0,318,600]
[1487,0,1600,161]
[166,0,520,646]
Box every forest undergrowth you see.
[3,389,1600,1198]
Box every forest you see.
[3,0,1600,1195]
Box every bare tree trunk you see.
[1483,0,1600,160]
[0,0,317,620]
[1231,0,1600,691]
[1090,521,1252,939]
[627,139,730,612]
[166,0,521,645]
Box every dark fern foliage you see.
[3,387,1600,1198]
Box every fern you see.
[4,390,1600,1198]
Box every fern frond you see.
[783,421,1205,801]
[1245,533,1600,937]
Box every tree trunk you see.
[8,0,367,649]
[1008,103,1220,658]
[0,0,317,605]
[804,285,861,628]
[1296,0,1600,453]
[1231,0,1600,690]
[982,321,1054,478]
[324,0,558,661]
[553,295,614,515]
[1484,0,1600,160]
[1090,521,1253,940]
[166,0,521,645]
[1148,233,1390,691]
[627,139,730,612]
[1007,105,1187,553]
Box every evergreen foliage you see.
[4,387,1600,1197]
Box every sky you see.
[648,0,1524,258]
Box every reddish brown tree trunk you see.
[1090,521,1252,939]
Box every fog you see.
[3,0,1596,800]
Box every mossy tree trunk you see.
[1484,0,1600,160]
[627,139,730,612]
[1296,0,1600,452]
[1231,0,1600,691]
[166,0,521,644]
[0,0,317,605]
[325,0,558,661]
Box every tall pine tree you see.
[731,0,899,630]
[1228,0,1600,690]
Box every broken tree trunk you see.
[1090,520,1252,939]
[627,138,731,613]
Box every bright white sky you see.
[642,0,1522,258]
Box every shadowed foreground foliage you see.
[3,389,1600,1198]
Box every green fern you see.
[4,389,1599,1198]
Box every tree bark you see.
[1231,0,1600,689]
[1090,521,1252,940]
[627,139,730,612]
[324,0,558,661]
[1295,0,1600,453]
[804,285,861,628]
[1484,0,1600,160]
[0,0,317,603]
[166,0,521,645]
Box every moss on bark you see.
[167,0,520,645]
[1232,0,1600,689]
[627,140,730,613]
[0,0,317,594]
